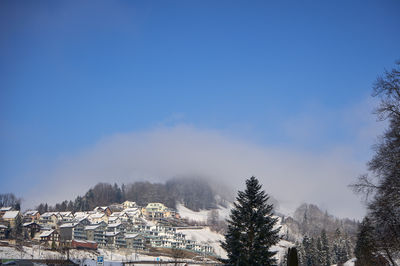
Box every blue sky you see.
[1,0,399,217]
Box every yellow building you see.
[122,201,136,209]
[142,203,173,219]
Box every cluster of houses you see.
[0,201,214,256]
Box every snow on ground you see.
[344,258,356,266]
[176,203,232,223]
[177,204,209,223]
[332,258,356,266]
[0,246,194,265]
[0,245,66,260]
[176,204,298,263]
[270,239,295,264]
[177,227,227,259]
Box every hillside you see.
[281,203,359,242]
[37,177,225,213]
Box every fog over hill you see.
[23,125,372,219]
[36,177,232,213]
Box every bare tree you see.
[351,60,400,265]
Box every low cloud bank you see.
[28,124,367,219]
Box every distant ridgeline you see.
[37,177,225,213]
[282,203,359,242]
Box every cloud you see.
[26,121,373,219]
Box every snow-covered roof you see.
[73,213,89,220]
[75,217,89,224]
[0,207,12,212]
[0,224,8,229]
[23,222,39,227]
[2,211,20,219]
[123,200,136,204]
[74,211,89,216]
[24,210,39,216]
[107,222,121,228]
[59,212,73,217]
[60,223,76,228]
[41,212,58,218]
[90,213,105,219]
[84,225,100,231]
[105,231,120,237]
[94,206,109,212]
[40,230,54,237]
[110,212,122,217]
[125,233,140,239]
[73,239,97,244]
[123,207,139,213]
[108,217,119,222]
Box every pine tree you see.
[287,247,299,266]
[302,235,317,266]
[296,241,305,265]
[320,229,331,266]
[316,236,325,265]
[221,176,280,265]
[332,228,350,264]
[354,217,378,266]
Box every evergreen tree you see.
[296,241,305,266]
[221,176,280,265]
[316,236,325,265]
[320,229,331,266]
[287,247,299,266]
[302,235,317,266]
[67,200,74,211]
[333,228,350,264]
[354,217,378,266]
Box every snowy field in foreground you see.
[0,244,358,266]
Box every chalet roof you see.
[0,207,13,212]
[41,212,58,218]
[123,201,136,207]
[90,213,105,219]
[125,233,140,239]
[109,212,121,217]
[73,239,97,244]
[24,210,39,216]
[2,211,20,219]
[94,206,109,212]
[59,212,73,217]
[60,223,76,228]
[108,217,120,222]
[73,213,89,220]
[40,230,54,237]
[124,207,139,211]
[75,217,89,223]
[107,222,121,228]
[74,211,90,216]
[105,231,120,237]
[23,222,39,227]
[84,225,100,231]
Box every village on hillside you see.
[0,201,219,260]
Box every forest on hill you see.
[36,177,222,213]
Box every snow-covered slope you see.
[176,203,232,222]
[332,258,356,266]
[176,203,298,264]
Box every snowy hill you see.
[176,202,232,223]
